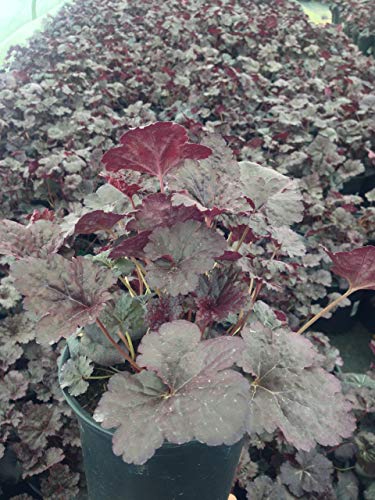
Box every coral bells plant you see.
[1,122,374,466]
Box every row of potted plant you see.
[1,122,374,499]
[0,0,374,496]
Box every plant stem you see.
[84,375,112,380]
[125,331,135,360]
[234,227,249,252]
[297,288,353,335]
[159,175,165,194]
[96,318,141,372]
[131,258,151,294]
[119,276,137,297]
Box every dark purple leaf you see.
[145,295,183,330]
[195,267,247,328]
[237,322,355,450]
[102,122,212,185]
[247,476,289,500]
[326,245,375,292]
[109,230,151,259]
[10,254,116,344]
[127,193,203,232]
[144,220,227,296]
[74,210,125,235]
[280,449,334,496]
[94,321,249,464]
[40,464,80,500]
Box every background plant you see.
[0,0,374,497]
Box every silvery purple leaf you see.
[94,320,249,464]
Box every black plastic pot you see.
[59,347,244,500]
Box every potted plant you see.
[1,122,374,500]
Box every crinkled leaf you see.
[74,210,125,235]
[144,220,227,296]
[168,136,248,215]
[0,370,28,402]
[238,322,355,450]
[94,320,249,464]
[84,184,131,213]
[127,193,203,232]
[18,402,62,451]
[252,301,283,330]
[102,122,212,184]
[326,245,375,291]
[271,226,306,257]
[40,464,80,500]
[60,355,94,396]
[109,231,151,259]
[195,266,247,329]
[280,449,333,496]
[145,295,183,330]
[246,476,289,500]
[10,254,116,344]
[0,220,63,258]
[240,162,304,227]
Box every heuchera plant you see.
[1,122,374,467]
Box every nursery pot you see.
[59,347,244,500]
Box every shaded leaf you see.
[60,355,94,396]
[195,266,247,329]
[246,476,289,500]
[127,193,203,232]
[40,464,80,500]
[280,449,333,496]
[102,122,212,185]
[237,322,355,450]
[109,231,151,259]
[144,220,227,296]
[335,471,359,500]
[74,210,125,235]
[94,320,249,464]
[10,255,116,344]
[145,295,183,330]
[326,245,375,291]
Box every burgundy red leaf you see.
[102,122,212,187]
[326,245,375,292]
[74,210,125,235]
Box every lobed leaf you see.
[74,210,125,235]
[237,322,355,450]
[0,220,64,258]
[10,255,116,344]
[195,266,247,329]
[280,449,333,496]
[168,135,248,216]
[102,122,212,185]
[94,320,249,464]
[59,356,94,396]
[246,476,289,500]
[239,162,304,228]
[326,245,375,291]
[127,193,203,232]
[144,220,227,296]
